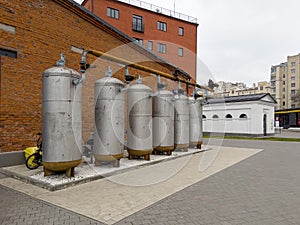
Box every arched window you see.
[239,114,248,119]
[212,114,219,119]
[226,114,233,119]
[202,115,206,119]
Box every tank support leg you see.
[66,168,72,178]
[145,154,150,161]
[113,160,120,167]
[44,168,55,177]
[71,167,75,177]
[95,160,101,167]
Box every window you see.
[260,86,263,91]
[202,115,206,119]
[148,41,153,51]
[292,104,296,108]
[158,43,166,53]
[283,74,285,78]
[107,7,119,19]
[239,114,248,119]
[226,114,233,119]
[178,27,184,36]
[283,94,285,99]
[283,81,285,85]
[0,48,17,58]
[291,69,296,74]
[133,38,143,45]
[132,15,144,32]
[291,97,295,101]
[291,90,296,94]
[178,47,183,57]
[291,76,295,81]
[283,101,285,106]
[291,62,296,67]
[283,88,285,92]
[271,67,276,73]
[291,83,296,88]
[212,115,219,119]
[157,21,167,31]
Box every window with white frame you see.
[133,38,143,45]
[148,41,153,51]
[132,15,144,32]
[158,43,166,53]
[157,21,167,31]
[107,7,119,19]
[178,27,184,36]
[178,47,183,57]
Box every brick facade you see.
[83,0,198,81]
[0,0,190,152]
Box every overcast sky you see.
[75,0,300,86]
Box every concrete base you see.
[204,132,275,137]
[0,151,25,167]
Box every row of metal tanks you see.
[42,61,202,177]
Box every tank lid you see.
[43,53,80,78]
[155,89,173,97]
[128,83,152,92]
[43,66,80,78]
[95,76,124,86]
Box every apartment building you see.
[82,0,198,81]
[270,53,300,109]
[214,81,270,97]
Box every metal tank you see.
[174,87,190,151]
[152,79,174,155]
[42,54,83,178]
[93,67,124,167]
[189,97,203,149]
[127,77,153,160]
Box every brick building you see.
[82,0,198,81]
[0,0,192,155]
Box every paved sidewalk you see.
[1,140,300,224]
[0,184,104,225]
[0,145,260,225]
[116,139,300,225]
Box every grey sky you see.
[75,0,300,86]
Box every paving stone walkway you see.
[0,185,105,225]
[1,139,300,225]
[115,140,300,225]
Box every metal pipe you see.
[82,49,213,92]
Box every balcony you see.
[117,0,198,24]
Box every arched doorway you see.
[263,114,267,136]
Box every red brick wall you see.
[83,0,198,80]
[0,0,189,152]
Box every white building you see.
[203,93,277,136]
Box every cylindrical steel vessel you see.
[93,75,124,166]
[127,80,152,160]
[153,89,174,155]
[174,94,189,151]
[42,63,82,177]
[189,98,203,149]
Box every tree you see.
[207,79,219,89]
